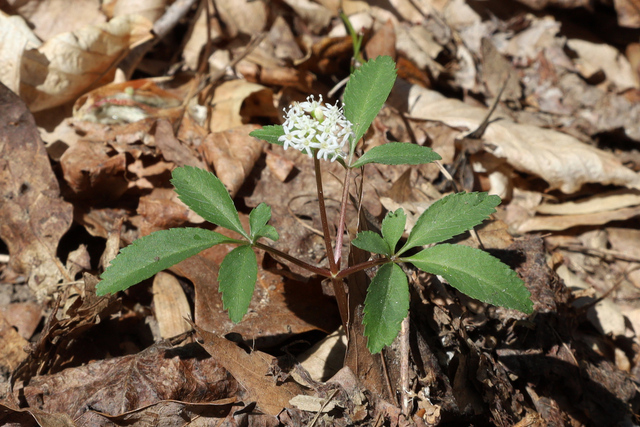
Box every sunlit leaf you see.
[249,125,285,146]
[381,209,407,255]
[351,143,441,168]
[171,166,248,239]
[399,192,501,254]
[344,56,396,156]
[249,203,279,242]
[97,228,239,295]
[219,245,258,323]
[363,263,409,353]
[404,244,533,313]
[352,231,390,256]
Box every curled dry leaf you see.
[199,125,266,198]
[103,0,171,23]
[0,11,41,93]
[393,83,640,193]
[209,79,280,132]
[0,82,73,297]
[20,14,153,112]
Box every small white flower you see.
[278,95,353,162]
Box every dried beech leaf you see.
[209,80,279,133]
[0,82,73,296]
[20,14,153,112]
[0,11,41,93]
[200,125,266,197]
[394,84,640,193]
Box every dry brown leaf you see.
[392,82,640,193]
[152,272,192,339]
[153,119,207,169]
[0,402,75,427]
[0,82,73,297]
[199,125,265,197]
[209,79,279,132]
[59,140,129,201]
[15,340,236,419]
[0,311,30,373]
[613,0,640,28]
[20,14,153,112]
[182,6,223,70]
[193,323,308,416]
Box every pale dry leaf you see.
[282,0,333,33]
[215,0,267,38]
[536,190,640,215]
[152,272,192,339]
[20,14,153,112]
[182,5,223,70]
[0,11,42,94]
[209,79,279,133]
[103,0,170,23]
[393,82,640,193]
[567,39,638,90]
[199,125,265,197]
[514,205,640,233]
[12,0,105,41]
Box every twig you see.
[307,389,339,427]
[400,315,411,417]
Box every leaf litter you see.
[1,0,640,425]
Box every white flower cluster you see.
[278,95,353,162]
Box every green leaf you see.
[350,143,441,169]
[249,125,285,146]
[363,263,410,353]
[171,166,248,239]
[352,231,391,256]
[97,228,239,296]
[219,245,258,323]
[249,203,279,242]
[381,209,406,255]
[399,192,501,255]
[404,244,533,313]
[344,56,396,156]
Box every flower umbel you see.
[278,95,353,162]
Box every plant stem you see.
[333,166,352,267]
[253,242,331,278]
[334,257,389,279]
[400,315,411,417]
[314,156,338,275]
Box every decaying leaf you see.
[0,82,73,297]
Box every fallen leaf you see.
[14,0,105,41]
[199,125,265,197]
[152,272,192,338]
[0,82,73,297]
[193,323,308,416]
[536,190,640,215]
[209,79,279,132]
[391,82,640,193]
[0,311,29,373]
[567,38,638,90]
[0,11,41,94]
[20,14,153,112]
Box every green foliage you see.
[381,209,406,255]
[399,192,501,255]
[249,203,279,242]
[249,125,284,146]
[96,56,533,356]
[97,228,239,296]
[350,143,441,168]
[172,166,249,239]
[403,244,533,314]
[363,263,410,353]
[352,231,391,256]
[343,56,396,156]
[219,245,258,323]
